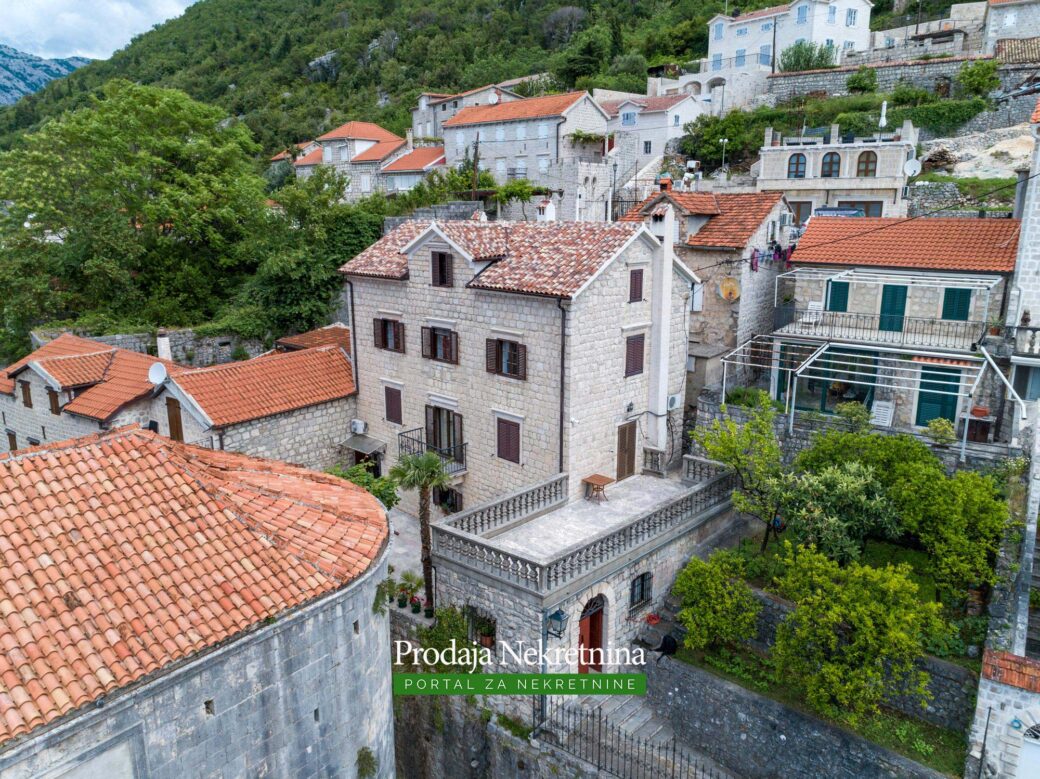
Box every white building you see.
[380,146,447,193]
[599,94,705,173]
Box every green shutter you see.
[941,288,971,321]
[879,285,907,332]
[915,366,960,426]
[826,281,849,312]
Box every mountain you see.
[0,45,89,105]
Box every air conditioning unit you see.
[667,393,683,411]
[350,419,368,435]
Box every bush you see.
[892,81,938,107]
[779,41,836,72]
[725,386,782,410]
[846,66,878,94]
[955,60,1000,98]
[924,417,956,446]
[328,462,401,509]
[834,401,871,433]
[673,551,761,650]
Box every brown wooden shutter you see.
[47,388,60,416]
[517,344,527,380]
[394,321,406,353]
[625,334,645,377]
[373,318,385,349]
[449,331,460,364]
[425,405,436,445]
[385,386,402,424]
[19,381,31,408]
[421,326,432,358]
[629,269,644,302]
[431,254,442,286]
[444,254,454,287]
[486,339,498,373]
[166,397,184,442]
[6,432,16,451]
[496,418,520,463]
[452,412,464,461]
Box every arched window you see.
[787,153,807,179]
[857,151,878,177]
[821,152,841,178]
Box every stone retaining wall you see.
[31,327,266,367]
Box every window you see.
[714,22,724,40]
[373,318,405,353]
[496,158,506,177]
[736,26,748,36]
[425,406,463,462]
[6,431,16,451]
[885,36,896,47]
[422,326,459,364]
[538,121,549,139]
[431,251,453,287]
[828,5,837,23]
[821,152,841,178]
[360,174,371,192]
[673,114,681,126]
[759,44,772,65]
[384,386,402,424]
[538,156,549,174]
[621,111,637,126]
[515,158,528,176]
[19,381,31,409]
[787,153,807,179]
[516,124,526,141]
[1005,10,1018,26]
[942,288,972,321]
[843,40,854,49]
[625,334,645,377]
[761,22,773,31]
[796,4,808,23]
[789,201,813,225]
[455,130,465,148]
[496,126,505,142]
[825,38,834,48]
[629,269,644,302]
[486,339,527,379]
[1015,365,1040,401]
[433,486,463,513]
[837,199,883,216]
[496,417,521,463]
[643,140,652,154]
[47,388,60,416]
[735,49,746,67]
[27,437,39,447]
[711,54,722,71]
[826,280,849,312]
[856,151,877,177]
[846,8,857,25]
[630,572,653,609]
[690,282,704,312]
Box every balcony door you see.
[915,366,960,427]
[616,421,637,481]
[425,405,463,462]
[879,285,907,333]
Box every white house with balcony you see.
[599,95,705,173]
[755,120,918,223]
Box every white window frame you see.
[796,4,808,23]
[621,111,637,126]
[538,121,549,139]
[673,114,681,126]
[736,26,748,36]
[843,40,855,49]
[537,156,549,174]
[735,48,746,67]
[846,8,857,26]
[492,409,524,465]
[516,124,527,141]
[643,140,652,154]
[714,22,724,40]
[691,283,704,312]
[828,5,837,23]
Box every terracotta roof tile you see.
[1,334,110,395]
[351,140,406,163]
[443,92,588,127]
[995,37,1040,64]
[294,148,324,167]
[31,351,115,388]
[382,146,446,172]
[793,217,1020,272]
[316,121,402,143]
[270,142,312,162]
[275,324,352,353]
[598,95,688,118]
[172,346,355,427]
[620,192,783,248]
[340,220,643,298]
[0,428,387,744]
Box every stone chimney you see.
[648,204,675,450]
[1015,167,1029,220]
[406,129,414,150]
[536,198,556,222]
[657,172,673,192]
[156,329,173,361]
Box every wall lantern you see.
[546,609,569,639]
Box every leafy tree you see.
[955,60,1000,98]
[846,66,878,94]
[328,462,401,510]
[543,6,588,49]
[417,606,479,672]
[673,551,761,650]
[773,544,948,723]
[778,41,836,72]
[493,179,536,218]
[553,27,609,87]
[833,401,872,433]
[390,452,451,608]
[679,111,762,170]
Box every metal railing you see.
[774,306,983,350]
[397,428,467,475]
[443,474,568,536]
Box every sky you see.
[1,0,198,60]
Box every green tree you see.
[773,544,948,723]
[955,60,1000,98]
[846,66,878,94]
[328,462,401,510]
[493,179,536,218]
[390,452,451,608]
[553,27,609,86]
[673,551,761,650]
[778,41,836,72]
[679,111,761,170]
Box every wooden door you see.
[166,397,184,442]
[578,596,605,674]
[616,421,636,481]
[578,615,592,674]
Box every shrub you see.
[834,401,871,433]
[892,81,938,107]
[725,386,782,410]
[924,417,956,446]
[417,607,476,673]
[356,747,378,779]
[673,551,762,650]
[955,60,1000,97]
[779,40,836,72]
[328,462,400,509]
[846,66,878,94]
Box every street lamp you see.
[546,609,569,639]
[720,138,730,173]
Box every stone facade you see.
[30,328,266,367]
[985,0,1040,54]
[411,86,523,141]
[1,368,103,453]
[0,552,395,779]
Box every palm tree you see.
[389,451,451,608]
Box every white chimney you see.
[647,204,675,451]
[156,329,172,361]
[406,129,414,150]
[536,198,556,222]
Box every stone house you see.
[411,82,524,140]
[620,185,795,399]
[852,1,987,63]
[295,120,406,199]
[0,427,393,779]
[380,146,446,194]
[754,120,919,223]
[598,94,705,173]
[338,216,696,516]
[985,0,1040,53]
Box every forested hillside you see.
[0,0,785,152]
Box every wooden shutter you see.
[373,318,385,348]
[19,381,31,408]
[166,397,184,442]
[385,386,402,424]
[421,326,432,358]
[517,344,527,380]
[449,331,460,364]
[625,334,645,377]
[496,418,520,463]
[47,388,60,415]
[486,339,499,373]
[826,281,849,313]
[425,405,436,445]
[942,288,971,321]
[443,254,454,287]
[629,269,644,303]
[6,432,15,451]
[394,321,406,353]
[431,254,442,286]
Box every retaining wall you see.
[31,328,266,367]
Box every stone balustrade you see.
[441,473,569,537]
[682,454,731,484]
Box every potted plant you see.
[474,616,495,648]
[987,316,1002,336]
[399,571,423,609]
[410,596,422,614]
[971,405,990,419]
[646,613,662,626]
[424,600,435,619]
[397,588,408,609]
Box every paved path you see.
[388,508,422,577]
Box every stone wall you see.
[31,327,267,367]
[0,553,395,779]
[383,201,485,233]
[645,657,948,779]
[1,369,103,453]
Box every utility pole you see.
[471,136,480,201]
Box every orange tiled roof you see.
[383,146,446,172]
[429,83,511,105]
[275,323,352,352]
[294,147,324,167]
[620,191,783,249]
[0,427,387,744]
[727,3,790,20]
[598,95,688,118]
[351,139,406,163]
[983,649,1040,691]
[316,121,402,143]
[443,92,588,127]
[990,0,1027,5]
[0,334,111,395]
[793,217,1020,272]
[339,220,644,298]
[173,346,355,427]
[32,350,115,388]
[270,142,311,162]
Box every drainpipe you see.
[648,208,675,450]
[557,300,569,472]
[1014,167,1029,220]
[346,279,360,393]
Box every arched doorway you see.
[577,595,606,673]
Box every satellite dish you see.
[489,91,500,105]
[147,362,168,386]
[903,158,922,177]
[718,277,741,302]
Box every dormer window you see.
[622,112,637,126]
[431,252,453,287]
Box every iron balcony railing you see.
[397,428,467,475]
[774,306,983,350]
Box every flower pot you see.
[479,634,495,648]
[397,596,408,608]
[424,607,435,619]
[971,406,990,419]
[411,602,421,614]
[989,326,1001,336]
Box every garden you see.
[672,395,1025,774]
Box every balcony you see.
[774,306,983,352]
[397,427,467,475]
[1009,326,1040,357]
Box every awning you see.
[342,434,387,455]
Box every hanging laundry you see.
[750,249,759,272]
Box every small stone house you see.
[411,83,524,140]
[297,121,406,199]
[380,146,446,194]
[598,94,704,173]
[339,216,695,515]
[0,428,393,779]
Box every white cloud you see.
[0,0,197,60]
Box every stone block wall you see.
[1,369,102,453]
[31,328,267,367]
